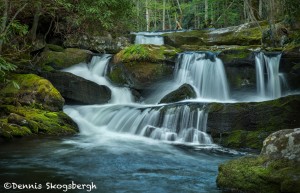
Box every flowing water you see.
[255,52,288,99]
[1,51,288,193]
[134,32,165,45]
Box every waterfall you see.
[63,55,134,104]
[64,104,212,144]
[255,52,286,99]
[174,52,230,101]
[134,32,164,45]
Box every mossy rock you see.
[0,105,78,140]
[108,60,174,89]
[163,22,268,48]
[220,130,270,150]
[217,129,300,193]
[159,84,197,104]
[207,95,300,150]
[46,44,64,52]
[0,74,64,111]
[217,155,300,193]
[39,48,92,70]
[114,44,180,63]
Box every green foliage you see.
[123,45,148,60]
[0,57,17,82]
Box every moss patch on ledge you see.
[114,44,180,63]
[217,156,300,193]
[0,105,78,140]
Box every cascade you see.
[65,104,212,144]
[174,52,230,101]
[255,52,287,99]
[63,54,213,145]
[134,32,164,45]
[63,55,134,104]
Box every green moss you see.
[39,48,90,69]
[46,44,64,52]
[0,105,78,139]
[107,66,128,85]
[0,122,32,139]
[221,130,270,150]
[0,74,64,111]
[217,156,300,193]
[208,103,224,112]
[115,44,180,63]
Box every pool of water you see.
[0,134,242,193]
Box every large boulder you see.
[217,129,300,193]
[0,74,78,140]
[0,74,64,111]
[107,44,179,89]
[159,84,196,104]
[261,128,300,161]
[41,71,111,104]
[207,95,300,149]
[38,47,92,70]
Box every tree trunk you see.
[146,0,150,31]
[259,0,263,19]
[162,0,166,30]
[0,0,9,54]
[30,2,41,41]
[205,0,208,26]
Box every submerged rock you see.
[217,129,300,193]
[41,71,111,104]
[159,84,196,104]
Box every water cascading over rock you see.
[65,104,212,144]
[174,52,230,101]
[255,52,288,99]
[134,32,164,45]
[63,54,215,145]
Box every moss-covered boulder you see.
[207,95,300,150]
[0,105,78,139]
[0,74,64,111]
[39,48,92,70]
[159,84,196,104]
[108,44,180,89]
[217,129,300,193]
[261,128,300,161]
[0,73,78,140]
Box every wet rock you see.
[159,84,196,104]
[41,71,111,105]
[207,95,300,149]
[108,44,178,89]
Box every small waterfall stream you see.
[134,32,164,45]
[255,52,288,99]
[175,52,230,101]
